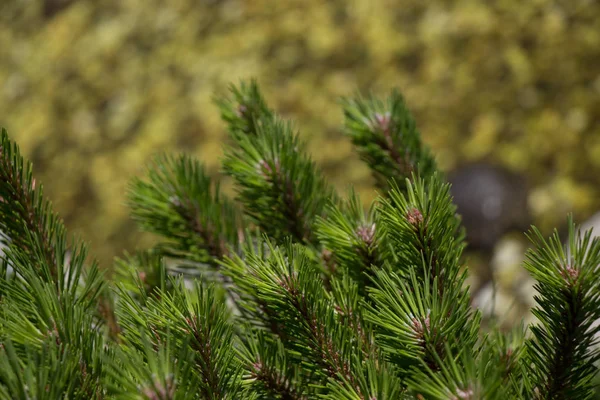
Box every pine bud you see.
[374,112,392,133]
[454,387,474,399]
[251,361,263,376]
[560,263,579,284]
[356,223,376,246]
[257,158,280,178]
[141,376,175,400]
[406,207,423,226]
[236,104,247,118]
[169,195,182,209]
[365,112,392,133]
[411,315,430,341]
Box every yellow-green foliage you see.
[1,0,599,265]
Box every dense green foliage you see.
[1,81,600,399]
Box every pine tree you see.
[1,79,599,399]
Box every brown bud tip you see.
[236,104,247,117]
[257,158,280,177]
[560,264,579,283]
[256,159,270,175]
[411,317,423,337]
[141,376,175,400]
[356,223,376,246]
[454,387,474,399]
[411,313,430,341]
[169,195,182,209]
[252,361,263,374]
[374,112,391,132]
[407,207,423,226]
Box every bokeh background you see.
[1,0,599,323]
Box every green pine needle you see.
[2,79,600,399]
[341,90,437,193]
[523,216,600,399]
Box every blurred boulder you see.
[449,163,531,253]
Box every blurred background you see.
[1,0,599,325]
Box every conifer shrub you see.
[1,80,599,399]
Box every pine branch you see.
[365,267,479,376]
[113,249,171,301]
[222,117,335,247]
[0,256,108,398]
[341,90,437,193]
[484,323,528,392]
[377,174,466,295]
[324,356,405,400]
[5,80,600,400]
[366,174,480,378]
[225,238,396,398]
[222,239,315,399]
[238,329,309,400]
[315,189,385,298]
[105,333,201,400]
[215,79,275,140]
[523,217,600,399]
[114,278,243,399]
[0,129,111,398]
[407,343,511,400]
[224,235,385,397]
[1,242,105,345]
[328,273,373,360]
[220,230,284,334]
[0,128,62,289]
[128,153,242,267]
[0,338,105,400]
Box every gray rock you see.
[449,163,531,253]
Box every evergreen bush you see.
[1,80,599,399]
